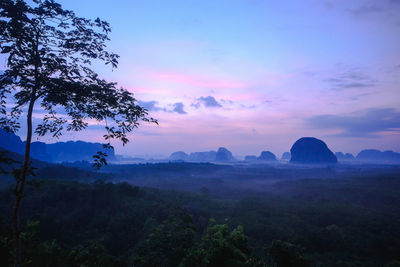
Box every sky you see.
[3,0,400,157]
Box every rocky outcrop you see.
[335,152,355,161]
[30,141,51,161]
[281,152,291,161]
[290,137,337,164]
[46,141,115,162]
[170,148,235,162]
[169,151,189,161]
[0,128,24,154]
[356,149,400,162]
[189,151,217,162]
[257,151,277,161]
[215,147,234,161]
[0,128,114,162]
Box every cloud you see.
[191,96,257,110]
[137,100,163,111]
[193,96,222,108]
[220,99,234,105]
[138,100,158,110]
[324,70,375,91]
[347,1,400,23]
[172,102,187,114]
[347,92,376,101]
[138,100,188,114]
[307,108,400,138]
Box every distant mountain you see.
[356,149,400,163]
[114,155,145,163]
[170,147,236,162]
[0,128,114,162]
[189,151,217,162]
[0,146,49,174]
[257,151,277,161]
[290,137,337,164]
[335,152,355,161]
[0,128,24,154]
[46,141,115,162]
[345,153,355,160]
[215,147,234,162]
[281,152,291,160]
[169,151,189,161]
[30,141,51,161]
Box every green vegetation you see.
[0,0,156,264]
[0,167,399,266]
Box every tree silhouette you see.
[0,0,156,266]
[181,219,250,267]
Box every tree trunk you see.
[12,96,36,267]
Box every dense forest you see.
[1,162,400,266]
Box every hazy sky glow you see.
[4,0,400,157]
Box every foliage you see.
[131,211,196,267]
[0,1,156,264]
[0,151,18,174]
[0,0,156,164]
[68,240,123,267]
[269,240,307,267]
[181,219,250,267]
[0,220,63,267]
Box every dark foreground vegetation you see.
[0,162,400,266]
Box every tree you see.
[0,0,157,266]
[181,219,250,267]
[0,152,17,175]
[269,240,307,267]
[131,211,196,267]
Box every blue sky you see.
[3,0,400,157]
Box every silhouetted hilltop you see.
[169,148,235,162]
[344,153,355,160]
[189,151,217,162]
[46,141,115,162]
[335,152,355,161]
[215,147,234,161]
[169,151,189,161]
[0,128,24,153]
[258,151,277,161]
[0,128,114,162]
[0,147,50,173]
[290,137,337,164]
[281,152,291,160]
[29,141,50,161]
[357,149,400,162]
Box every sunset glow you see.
[4,0,400,157]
